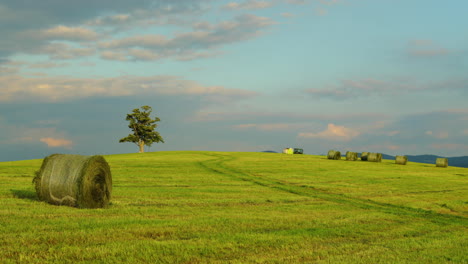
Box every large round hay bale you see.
[360,152,369,161]
[367,153,382,162]
[395,155,408,165]
[436,158,448,168]
[327,150,341,160]
[346,151,358,161]
[33,154,112,208]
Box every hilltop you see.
[1,151,466,263]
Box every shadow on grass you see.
[11,189,38,201]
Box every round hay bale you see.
[360,152,369,161]
[33,154,112,208]
[367,153,382,162]
[327,150,341,160]
[395,156,408,165]
[436,158,448,168]
[346,151,358,161]
[395,155,407,165]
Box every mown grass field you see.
[0,151,467,263]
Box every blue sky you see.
[1,0,467,161]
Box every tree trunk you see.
[139,140,145,153]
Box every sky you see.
[1,0,468,161]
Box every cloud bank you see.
[0,75,257,103]
[298,123,360,141]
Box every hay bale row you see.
[327,150,341,160]
[367,153,382,162]
[436,158,448,168]
[33,154,112,208]
[395,155,407,165]
[360,152,369,161]
[345,151,358,161]
[326,149,449,168]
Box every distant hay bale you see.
[346,151,358,161]
[361,152,369,161]
[367,153,382,162]
[327,150,341,160]
[395,155,408,165]
[33,154,112,208]
[436,158,448,168]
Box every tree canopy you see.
[119,105,164,153]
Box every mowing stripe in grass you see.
[199,153,468,226]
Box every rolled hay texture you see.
[395,155,408,165]
[436,158,448,168]
[361,152,369,161]
[33,154,112,208]
[367,153,382,162]
[346,151,358,161]
[327,150,341,160]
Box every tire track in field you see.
[199,152,468,226]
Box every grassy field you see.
[0,151,467,263]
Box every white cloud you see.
[359,143,404,152]
[193,111,387,124]
[435,131,449,139]
[410,49,448,57]
[87,14,131,26]
[1,2,278,63]
[40,137,74,149]
[298,123,360,141]
[0,1,221,62]
[42,25,99,41]
[101,35,168,49]
[38,43,95,60]
[233,123,258,129]
[372,121,387,129]
[99,14,276,61]
[280,12,295,18]
[175,50,223,61]
[223,0,274,10]
[233,123,308,131]
[29,62,68,69]
[386,130,400,136]
[386,145,401,150]
[100,51,128,61]
[305,77,467,100]
[285,0,308,4]
[408,39,449,57]
[0,119,71,148]
[431,143,468,150]
[318,0,341,5]
[128,49,162,61]
[306,78,393,100]
[0,66,18,75]
[315,8,328,16]
[0,75,257,103]
[425,130,449,139]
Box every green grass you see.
[1,151,467,263]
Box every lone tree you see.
[119,105,164,153]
